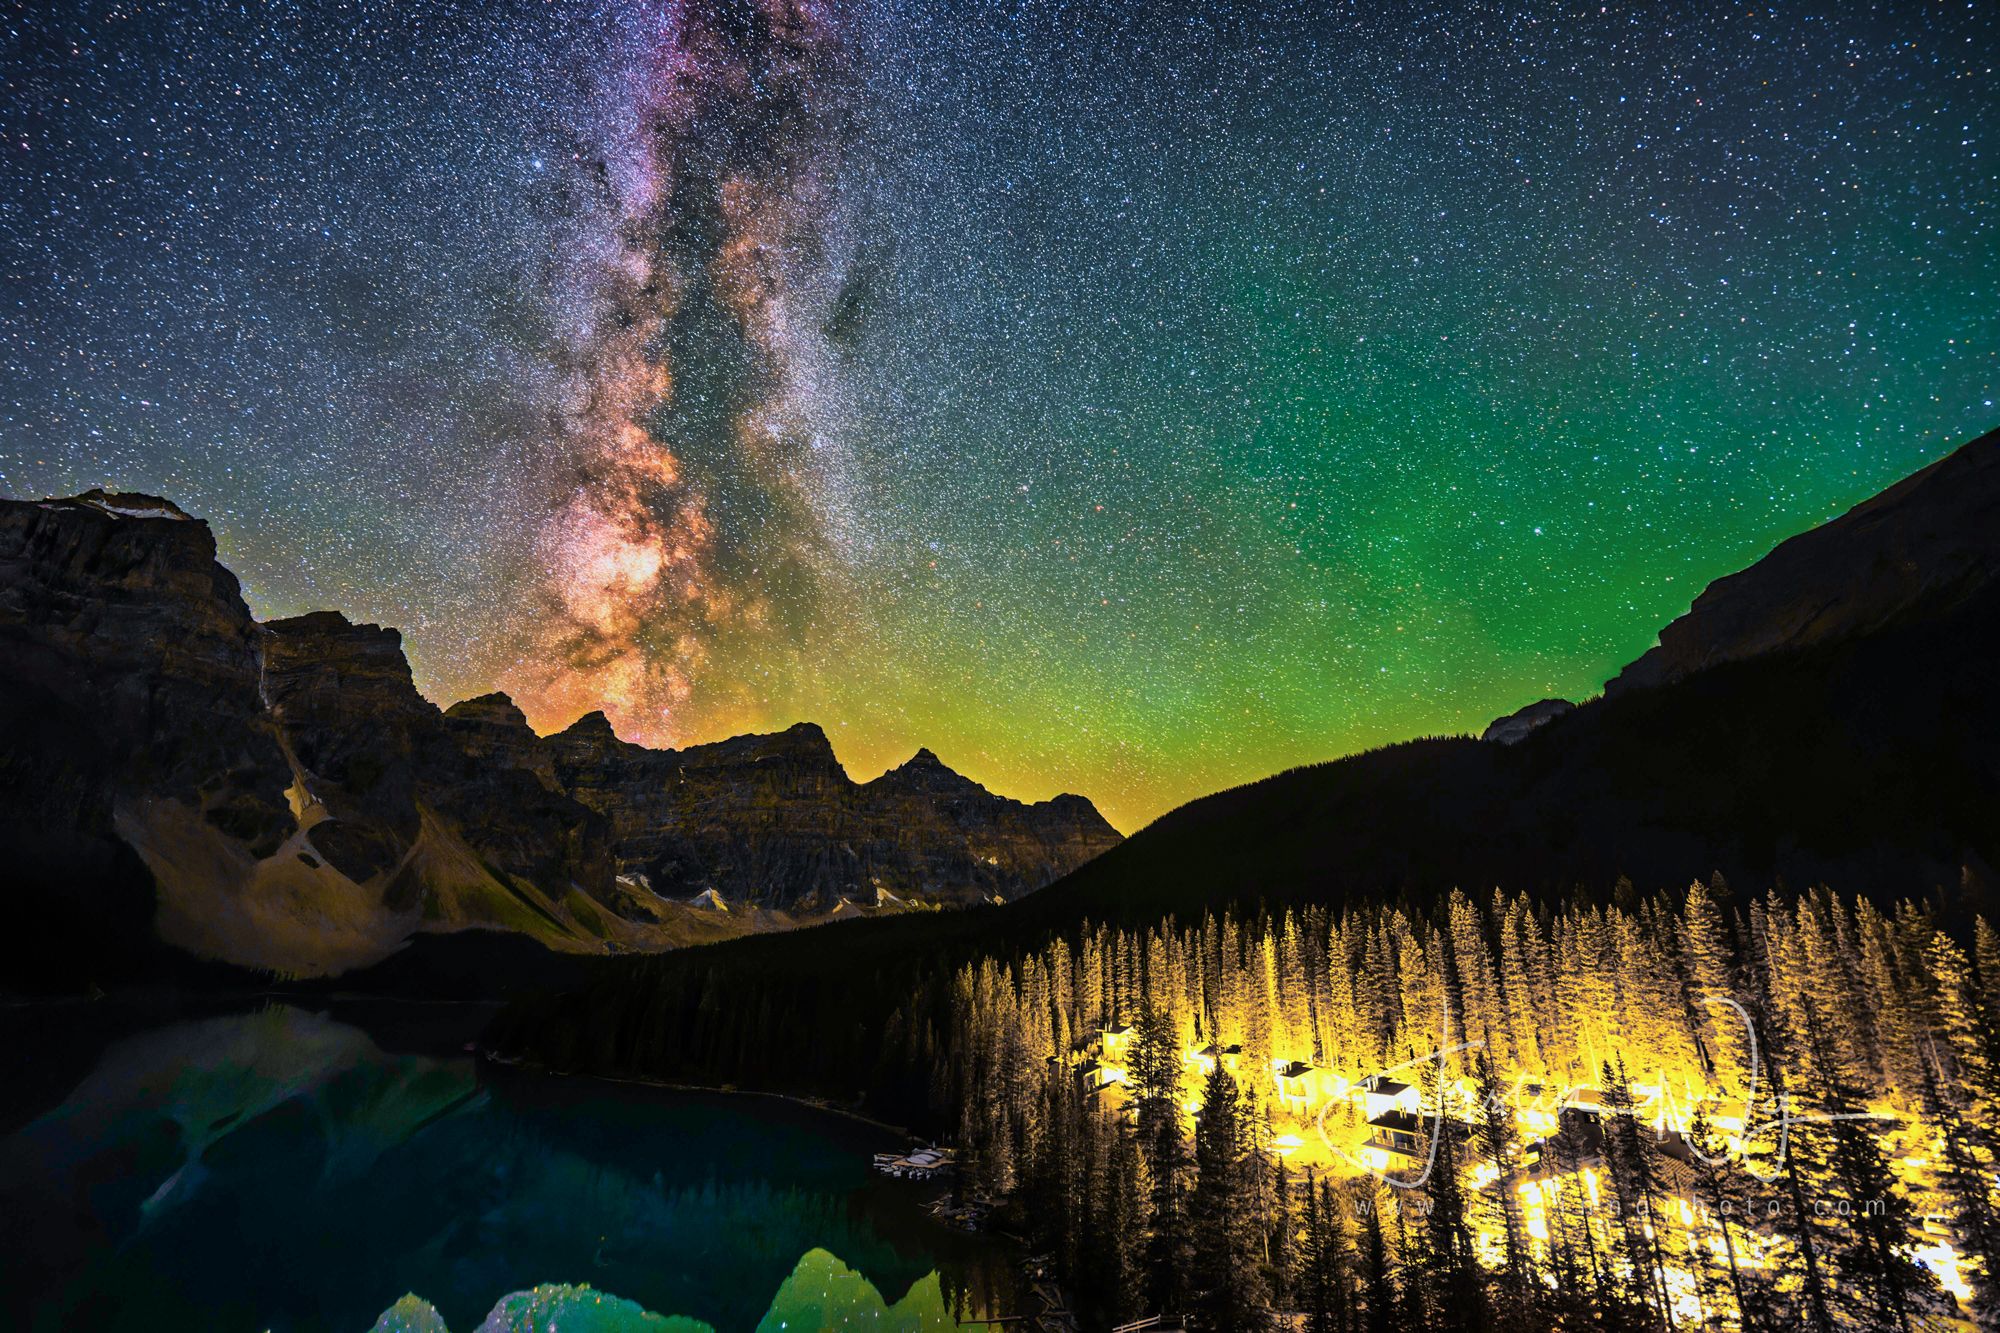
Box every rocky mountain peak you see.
[872,745,983,797]
[2,488,1124,984]
[662,721,843,780]
[771,720,837,758]
[262,612,419,704]
[445,691,531,731]
[1609,426,2000,694]
[561,709,622,742]
[443,691,557,790]
[264,610,404,652]
[1482,698,1574,745]
[64,489,197,522]
[1042,792,1107,818]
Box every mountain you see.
[0,491,1118,991]
[1609,433,2000,692]
[1018,426,2000,930]
[482,427,2000,1109]
[1479,698,1573,745]
[543,715,1119,914]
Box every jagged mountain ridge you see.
[1609,432,2000,693]
[538,709,1120,915]
[1015,426,2000,929]
[0,491,1119,988]
[480,427,2000,1107]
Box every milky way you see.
[509,0,859,745]
[3,1,1995,829]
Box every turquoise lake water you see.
[0,1002,1017,1332]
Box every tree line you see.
[942,881,2000,1330]
[490,878,2000,1329]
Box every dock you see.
[871,1144,955,1180]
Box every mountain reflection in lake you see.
[0,1003,1015,1332]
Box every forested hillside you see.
[493,880,2000,1328]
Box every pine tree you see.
[1191,1057,1270,1331]
[1928,928,1994,1103]
[1268,1153,1295,1311]
[1684,879,1749,1091]
[1601,1058,1670,1327]
[1975,917,2000,1026]
[1357,1183,1396,1333]
[1098,1114,1152,1322]
[1473,1051,1536,1329]
[1797,998,1931,1333]
[1499,894,1546,1078]
[1395,918,1446,1067]
[1322,918,1360,1069]
[1760,1064,1837,1333]
[1217,914,1247,1049]
[1132,1001,1195,1316]
[1855,898,1925,1105]
[1297,1169,1352,1333]
[1033,1060,1085,1282]
[1245,928,1279,1075]
[1795,892,1873,1086]
[1915,1040,2000,1324]
[1446,889,1503,1072]
[1685,1101,1758,1333]
[1363,918,1400,1070]
[1298,1168,1330,1333]
[1417,1118,1486,1332]
[1081,929,1107,1037]
[1278,911,1313,1064]
[1731,918,1840,1333]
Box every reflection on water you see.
[370,1249,969,1332]
[0,1004,1014,1332]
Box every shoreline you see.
[0,990,918,1140]
[481,1053,920,1140]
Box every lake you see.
[0,1000,1019,1332]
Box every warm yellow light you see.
[1915,1242,1970,1302]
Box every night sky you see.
[3,1,1994,831]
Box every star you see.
[2,0,1994,831]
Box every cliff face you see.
[0,492,291,844]
[0,493,293,983]
[0,492,1119,986]
[862,750,1125,906]
[260,612,614,914]
[544,721,1124,911]
[1610,428,2000,693]
[442,692,560,790]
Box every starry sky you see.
[3,1,1995,832]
